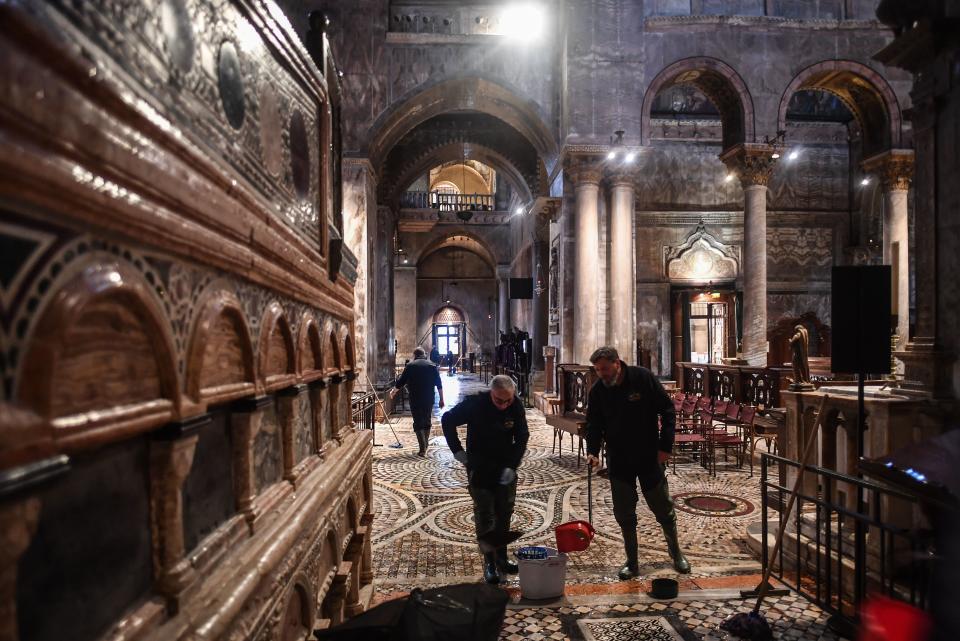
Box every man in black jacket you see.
[584,346,690,579]
[390,348,444,456]
[442,375,529,584]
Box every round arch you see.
[387,141,535,206]
[641,57,755,149]
[777,60,901,156]
[368,76,558,171]
[433,305,465,324]
[18,258,180,429]
[185,286,256,404]
[414,231,498,272]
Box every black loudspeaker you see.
[831,266,891,374]
[509,277,533,299]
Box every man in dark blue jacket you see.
[390,348,444,456]
[442,375,529,583]
[584,346,690,579]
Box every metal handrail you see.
[759,452,934,630]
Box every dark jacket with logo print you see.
[441,392,529,488]
[585,363,675,489]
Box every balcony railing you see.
[401,190,495,212]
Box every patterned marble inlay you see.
[372,375,763,587]
[577,616,685,641]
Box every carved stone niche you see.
[664,223,740,283]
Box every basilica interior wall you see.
[415,280,498,358]
[0,2,373,640]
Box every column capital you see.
[496,264,512,280]
[863,149,915,191]
[606,167,638,189]
[566,157,604,186]
[719,143,779,187]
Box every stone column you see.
[531,239,549,369]
[608,172,636,364]
[277,385,305,485]
[230,396,271,530]
[874,11,960,399]
[393,265,417,357]
[343,159,375,380]
[864,150,914,348]
[543,345,557,394]
[372,205,396,387]
[497,264,511,336]
[720,144,778,367]
[149,416,207,604]
[572,164,603,364]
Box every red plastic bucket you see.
[555,520,595,553]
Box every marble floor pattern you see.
[369,374,846,640]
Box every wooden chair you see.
[747,408,783,477]
[707,405,750,475]
[672,413,707,474]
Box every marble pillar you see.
[373,205,396,386]
[608,173,636,364]
[721,144,778,367]
[572,165,602,365]
[864,150,914,348]
[393,265,417,358]
[497,264,511,336]
[560,198,576,364]
[531,239,549,369]
[875,21,958,397]
[543,345,557,394]
[342,159,375,380]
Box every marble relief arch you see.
[664,223,740,284]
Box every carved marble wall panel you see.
[636,144,741,210]
[767,293,831,334]
[767,227,834,281]
[768,145,850,212]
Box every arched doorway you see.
[432,306,464,368]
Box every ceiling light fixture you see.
[788,150,799,161]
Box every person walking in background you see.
[390,347,444,456]
[442,375,529,584]
[584,346,690,579]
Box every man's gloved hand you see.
[453,450,468,465]
[499,468,516,485]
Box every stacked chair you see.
[668,392,757,476]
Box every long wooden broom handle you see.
[753,394,829,612]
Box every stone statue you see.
[789,324,814,391]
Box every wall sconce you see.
[763,130,787,159]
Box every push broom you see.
[720,394,829,641]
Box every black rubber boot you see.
[643,477,691,574]
[415,429,428,456]
[618,528,639,580]
[496,548,518,575]
[664,527,691,574]
[482,552,501,584]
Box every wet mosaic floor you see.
[369,374,847,640]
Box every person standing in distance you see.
[442,375,529,584]
[584,346,690,579]
[390,347,444,456]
